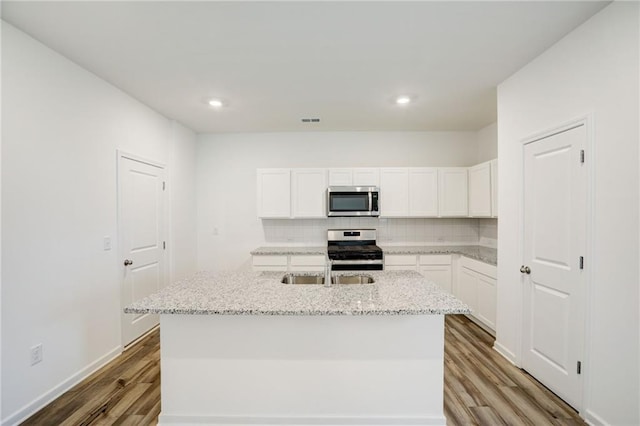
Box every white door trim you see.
[116,150,169,348]
[518,115,594,415]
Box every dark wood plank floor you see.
[22,316,584,425]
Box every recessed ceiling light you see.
[395,96,411,105]
[208,99,224,108]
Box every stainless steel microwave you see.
[326,186,380,217]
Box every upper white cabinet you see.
[468,161,492,217]
[380,168,409,217]
[438,168,468,217]
[328,168,380,186]
[491,159,498,217]
[408,168,439,217]
[292,169,327,218]
[257,169,291,218]
[353,168,380,186]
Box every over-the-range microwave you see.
[326,186,380,217]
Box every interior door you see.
[522,124,586,409]
[119,154,166,347]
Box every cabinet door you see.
[380,168,409,217]
[252,255,288,271]
[257,169,291,218]
[468,162,492,217]
[476,274,497,330]
[456,267,477,311]
[408,168,438,217]
[491,159,498,217]
[419,265,452,293]
[353,168,380,186]
[328,168,353,186]
[438,168,468,217]
[292,169,328,218]
[290,255,326,272]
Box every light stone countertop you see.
[380,245,497,266]
[124,269,471,316]
[251,245,497,266]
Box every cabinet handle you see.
[520,265,531,274]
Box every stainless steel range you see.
[327,229,384,271]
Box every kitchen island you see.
[125,270,470,426]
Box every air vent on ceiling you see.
[301,118,320,123]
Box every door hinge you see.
[579,256,584,270]
[577,361,582,374]
[580,150,585,164]
[162,181,166,191]
[163,241,166,250]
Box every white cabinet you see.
[328,168,380,186]
[353,168,380,186]
[468,161,492,217]
[438,168,468,217]
[491,159,498,217]
[289,255,325,272]
[253,254,326,272]
[409,168,439,217]
[257,169,291,218]
[384,254,417,271]
[291,169,327,218]
[418,255,452,293]
[252,255,288,271]
[328,169,353,186]
[380,168,409,217]
[456,256,497,333]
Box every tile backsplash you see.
[262,217,497,246]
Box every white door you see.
[119,154,166,347]
[522,124,586,409]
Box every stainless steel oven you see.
[326,186,379,217]
[327,229,383,271]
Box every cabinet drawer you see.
[384,254,417,266]
[252,255,288,267]
[460,256,496,279]
[419,254,452,265]
[290,255,325,266]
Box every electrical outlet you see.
[31,344,43,366]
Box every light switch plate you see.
[103,236,112,251]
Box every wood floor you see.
[22,316,584,425]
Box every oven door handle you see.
[329,259,383,265]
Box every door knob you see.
[124,259,133,266]
[520,265,531,274]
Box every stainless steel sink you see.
[281,274,325,285]
[331,275,375,285]
[281,274,375,285]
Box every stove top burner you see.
[327,229,383,262]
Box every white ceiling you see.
[2,1,609,133]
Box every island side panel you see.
[158,314,446,426]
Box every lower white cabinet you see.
[289,255,325,272]
[253,254,325,272]
[384,254,418,271]
[418,255,452,293]
[456,256,497,333]
[252,255,288,271]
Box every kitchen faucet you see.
[324,253,333,287]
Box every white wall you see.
[196,131,479,271]
[1,23,197,424]
[496,3,639,425]
[476,122,497,163]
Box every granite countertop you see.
[380,245,497,266]
[124,270,470,316]
[251,245,496,266]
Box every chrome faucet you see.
[324,254,333,287]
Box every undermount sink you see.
[281,274,325,285]
[281,274,375,285]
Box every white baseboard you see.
[158,414,447,426]
[583,409,609,426]
[2,345,122,426]
[493,341,518,366]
